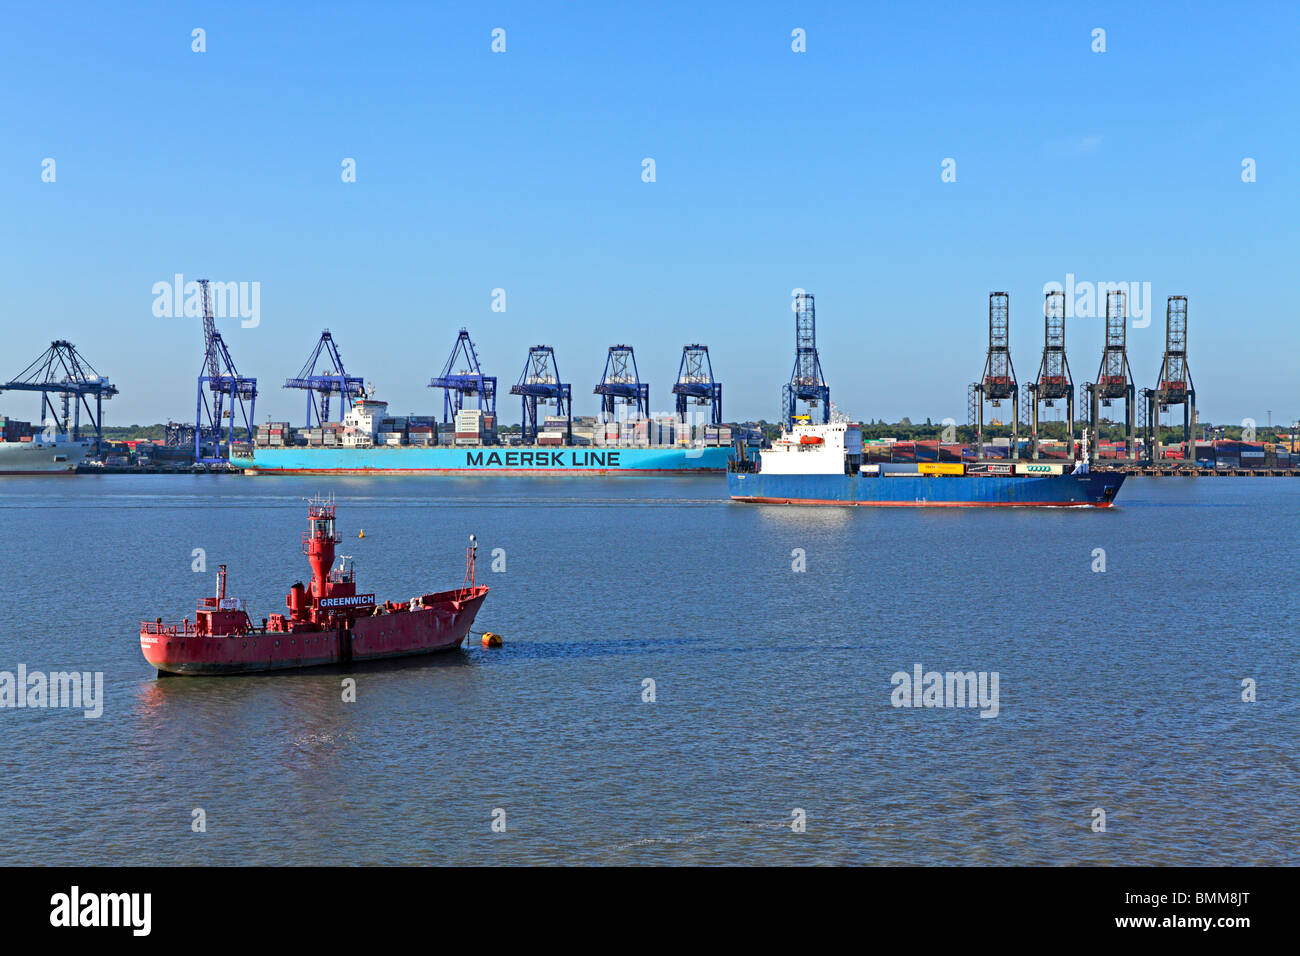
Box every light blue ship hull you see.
[232,445,731,475]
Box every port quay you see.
[2,291,1295,478]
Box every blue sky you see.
[2,2,1295,428]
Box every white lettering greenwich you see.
[318,594,375,609]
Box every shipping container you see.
[919,462,964,475]
[1015,462,1066,476]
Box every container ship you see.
[140,496,488,675]
[0,417,93,474]
[231,393,738,476]
[728,421,1124,507]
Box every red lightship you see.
[140,496,489,676]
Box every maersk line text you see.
[465,450,622,467]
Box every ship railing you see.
[141,620,199,637]
[302,532,341,552]
[142,618,267,637]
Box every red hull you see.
[141,586,488,676]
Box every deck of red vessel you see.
[140,496,488,676]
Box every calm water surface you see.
[0,474,1296,864]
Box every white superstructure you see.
[341,395,388,448]
[758,421,862,475]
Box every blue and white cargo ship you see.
[727,421,1124,507]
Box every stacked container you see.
[455,409,483,446]
[701,425,732,446]
[914,440,939,462]
[255,422,291,447]
[1213,439,1239,469]
[408,420,435,446]
[0,417,34,442]
[1239,442,1265,468]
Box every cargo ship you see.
[140,496,489,675]
[727,422,1124,507]
[0,417,92,474]
[231,392,736,476]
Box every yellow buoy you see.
[481,632,502,647]
[358,529,365,538]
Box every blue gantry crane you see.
[284,330,365,427]
[194,278,257,463]
[594,345,649,421]
[0,340,118,449]
[430,328,497,424]
[782,292,829,425]
[671,344,722,426]
[509,346,571,444]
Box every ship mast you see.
[303,494,338,602]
